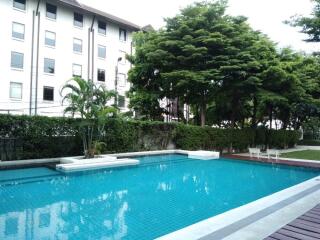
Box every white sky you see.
[79,0,318,53]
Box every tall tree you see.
[129,1,277,127]
[128,0,320,130]
[287,0,320,42]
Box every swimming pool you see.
[0,154,319,240]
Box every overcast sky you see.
[79,0,318,53]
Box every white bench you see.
[248,148,261,159]
[266,149,280,159]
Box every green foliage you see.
[302,117,320,140]
[128,1,320,130]
[298,139,320,146]
[61,77,117,158]
[0,114,82,159]
[287,0,320,42]
[267,130,301,149]
[102,119,175,153]
[0,115,301,159]
[174,124,297,152]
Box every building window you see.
[119,28,127,42]
[13,0,26,10]
[46,3,57,20]
[119,51,127,65]
[10,82,22,99]
[74,12,83,28]
[45,31,56,47]
[44,58,55,74]
[43,87,54,101]
[97,69,105,82]
[12,22,25,40]
[118,73,126,87]
[73,38,82,53]
[98,21,106,35]
[72,64,82,77]
[118,95,125,108]
[11,52,24,69]
[98,45,106,59]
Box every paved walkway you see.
[264,204,320,240]
[224,154,320,168]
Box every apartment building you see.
[0,0,140,116]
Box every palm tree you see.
[61,77,116,158]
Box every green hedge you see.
[298,139,320,146]
[174,125,255,151]
[0,114,301,160]
[0,115,82,160]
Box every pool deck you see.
[224,154,320,169]
[265,204,320,240]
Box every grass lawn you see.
[281,150,320,161]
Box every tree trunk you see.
[230,97,238,129]
[200,103,206,127]
[252,95,257,129]
[269,106,273,130]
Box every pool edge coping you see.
[1,149,320,168]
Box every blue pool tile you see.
[0,154,319,239]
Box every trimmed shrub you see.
[0,115,82,159]
[298,139,320,146]
[0,114,301,160]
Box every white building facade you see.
[0,0,140,116]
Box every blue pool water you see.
[0,154,319,240]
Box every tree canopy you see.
[287,0,320,42]
[128,0,320,129]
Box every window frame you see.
[46,3,57,20]
[9,82,23,100]
[11,51,24,69]
[73,38,83,53]
[12,22,25,40]
[119,28,127,42]
[43,86,54,101]
[73,12,83,28]
[118,95,125,108]
[119,51,127,65]
[117,73,126,87]
[44,58,55,74]
[98,45,106,59]
[97,69,106,82]
[13,0,26,11]
[72,64,82,78]
[98,21,107,35]
[45,30,56,47]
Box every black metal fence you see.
[0,138,23,161]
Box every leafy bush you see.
[0,114,301,160]
[175,126,254,152]
[298,139,320,146]
[0,115,82,159]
